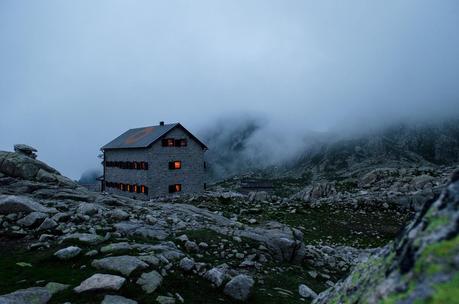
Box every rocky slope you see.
[313,170,459,303]
[0,149,373,303]
[0,147,457,303]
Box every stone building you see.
[101,122,207,199]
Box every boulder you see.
[136,270,163,293]
[37,218,58,230]
[204,267,227,287]
[298,284,317,299]
[74,274,126,293]
[62,233,105,245]
[91,256,148,276]
[223,274,254,301]
[17,212,47,227]
[156,296,175,304]
[77,203,101,215]
[102,295,138,304]
[108,209,130,221]
[14,144,37,158]
[0,282,68,304]
[179,257,195,272]
[0,195,56,214]
[54,246,81,260]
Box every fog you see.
[1,0,459,179]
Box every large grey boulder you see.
[101,295,138,304]
[74,274,126,293]
[136,270,163,293]
[0,282,69,304]
[0,151,59,180]
[91,256,148,276]
[17,212,47,227]
[223,274,254,301]
[14,144,37,158]
[0,195,56,214]
[54,246,81,260]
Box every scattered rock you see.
[0,195,56,214]
[298,283,317,299]
[179,257,195,271]
[136,270,163,293]
[74,274,126,293]
[156,296,175,304]
[91,256,148,276]
[204,267,226,287]
[54,246,81,260]
[102,295,138,304]
[17,212,47,227]
[223,274,254,301]
[37,217,57,230]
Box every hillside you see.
[0,136,458,303]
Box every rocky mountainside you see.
[283,119,459,181]
[0,149,376,304]
[313,170,459,304]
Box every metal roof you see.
[101,123,207,150]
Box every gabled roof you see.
[101,123,208,150]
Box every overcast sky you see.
[1,0,459,179]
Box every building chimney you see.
[159,121,164,126]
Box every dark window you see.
[203,161,207,169]
[169,161,182,170]
[204,183,207,190]
[169,184,182,193]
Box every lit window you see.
[169,161,182,170]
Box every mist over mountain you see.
[202,115,459,181]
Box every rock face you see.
[74,274,126,293]
[313,171,459,304]
[223,274,254,301]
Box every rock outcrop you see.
[313,170,459,303]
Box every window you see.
[169,184,182,193]
[204,183,207,190]
[106,181,148,195]
[203,161,207,169]
[105,160,148,170]
[162,138,187,147]
[175,139,187,147]
[162,138,175,147]
[169,161,182,170]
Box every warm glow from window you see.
[174,161,181,169]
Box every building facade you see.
[101,122,207,199]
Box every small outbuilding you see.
[101,122,208,199]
